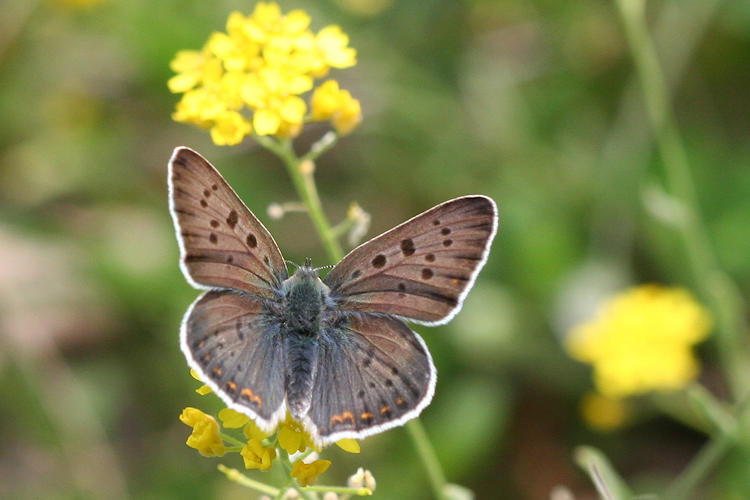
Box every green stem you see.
[574,446,633,500]
[663,434,732,500]
[256,135,343,262]
[303,484,372,496]
[217,464,280,496]
[405,419,448,500]
[220,432,246,448]
[614,0,750,402]
[257,133,449,499]
[302,131,339,163]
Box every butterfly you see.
[168,147,498,447]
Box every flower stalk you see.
[256,135,343,261]
[614,0,750,403]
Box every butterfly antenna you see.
[285,260,299,271]
[314,264,335,272]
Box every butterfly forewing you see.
[182,290,287,429]
[324,196,497,325]
[303,313,435,445]
[169,147,287,298]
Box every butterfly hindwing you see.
[324,196,498,325]
[169,147,288,298]
[182,290,288,430]
[303,312,435,445]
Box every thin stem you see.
[405,419,448,500]
[663,434,732,500]
[220,432,246,448]
[614,0,750,402]
[574,446,633,500]
[218,464,280,496]
[256,135,343,261]
[303,484,372,496]
[302,131,339,163]
[330,216,356,240]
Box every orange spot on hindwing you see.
[240,387,263,409]
[330,411,356,427]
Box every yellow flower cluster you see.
[168,2,361,145]
[565,285,712,398]
[179,407,225,457]
[180,393,359,485]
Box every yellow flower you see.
[243,419,271,441]
[210,111,252,146]
[189,369,212,396]
[218,408,250,428]
[565,285,712,398]
[315,26,357,70]
[335,438,360,453]
[179,407,225,457]
[310,80,342,120]
[278,417,313,454]
[580,392,629,432]
[169,2,360,144]
[332,90,362,135]
[310,80,362,135]
[291,459,331,486]
[241,438,276,470]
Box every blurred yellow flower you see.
[311,80,362,135]
[179,407,225,457]
[565,285,712,397]
[210,111,253,145]
[169,1,360,144]
[189,369,212,395]
[335,438,361,453]
[291,459,331,486]
[580,392,629,431]
[241,438,276,470]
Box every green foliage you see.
[1,0,749,498]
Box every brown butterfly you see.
[168,147,498,446]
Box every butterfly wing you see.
[168,147,288,298]
[182,290,288,431]
[303,312,435,446]
[324,195,498,325]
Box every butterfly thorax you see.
[281,266,330,417]
[281,266,329,335]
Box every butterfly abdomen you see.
[285,335,318,418]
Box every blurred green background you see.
[1,0,750,498]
